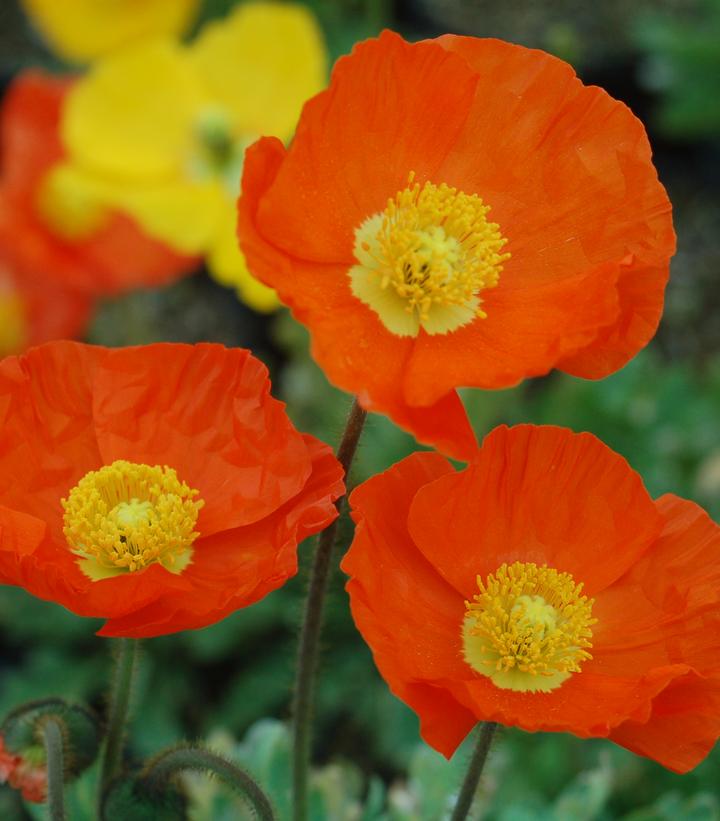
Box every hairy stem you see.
[143,745,275,821]
[451,722,498,821]
[42,717,66,821]
[99,639,139,794]
[292,398,368,821]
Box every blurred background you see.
[0,0,719,818]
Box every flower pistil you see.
[463,561,596,693]
[62,460,203,580]
[350,173,509,337]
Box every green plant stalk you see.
[292,398,368,821]
[99,638,139,794]
[450,722,498,821]
[42,717,66,821]
[143,744,275,820]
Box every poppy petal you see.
[436,36,674,382]
[446,664,697,738]
[92,343,313,535]
[609,672,720,774]
[343,452,468,683]
[590,495,720,674]
[407,425,662,598]
[252,31,480,263]
[0,342,102,531]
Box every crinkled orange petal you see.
[407,425,662,598]
[592,496,720,675]
[557,255,672,379]
[253,31,479,263]
[446,664,697,739]
[436,36,675,384]
[0,341,103,532]
[609,672,720,774]
[404,260,621,404]
[92,343,313,536]
[0,505,47,581]
[343,452,468,683]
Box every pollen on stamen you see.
[62,460,204,581]
[349,172,510,337]
[462,561,597,694]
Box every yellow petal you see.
[208,204,280,313]
[111,180,226,255]
[20,0,199,64]
[62,39,204,182]
[189,1,328,141]
[54,162,224,255]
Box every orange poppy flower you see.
[238,33,675,461]
[342,425,720,773]
[0,70,196,297]
[0,250,91,355]
[0,735,46,803]
[0,342,344,638]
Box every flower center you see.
[349,173,509,337]
[462,561,596,693]
[62,460,204,581]
[189,105,256,195]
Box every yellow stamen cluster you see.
[463,562,596,693]
[349,173,510,337]
[62,460,204,580]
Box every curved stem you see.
[143,745,275,821]
[42,718,66,821]
[292,398,368,821]
[100,639,139,794]
[450,722,498,821]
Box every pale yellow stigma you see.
[62,460,204,581]
[349,173,510,337]
[463,562,596,693]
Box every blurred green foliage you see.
[634,0,720,138]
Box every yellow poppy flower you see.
[59,2,327,311]
[20,0,199,64]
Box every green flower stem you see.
[100,638,139,794]
[142,745,275,821]
[292,398,368,821]
[41,717,66,821]
[450,722,499,821]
